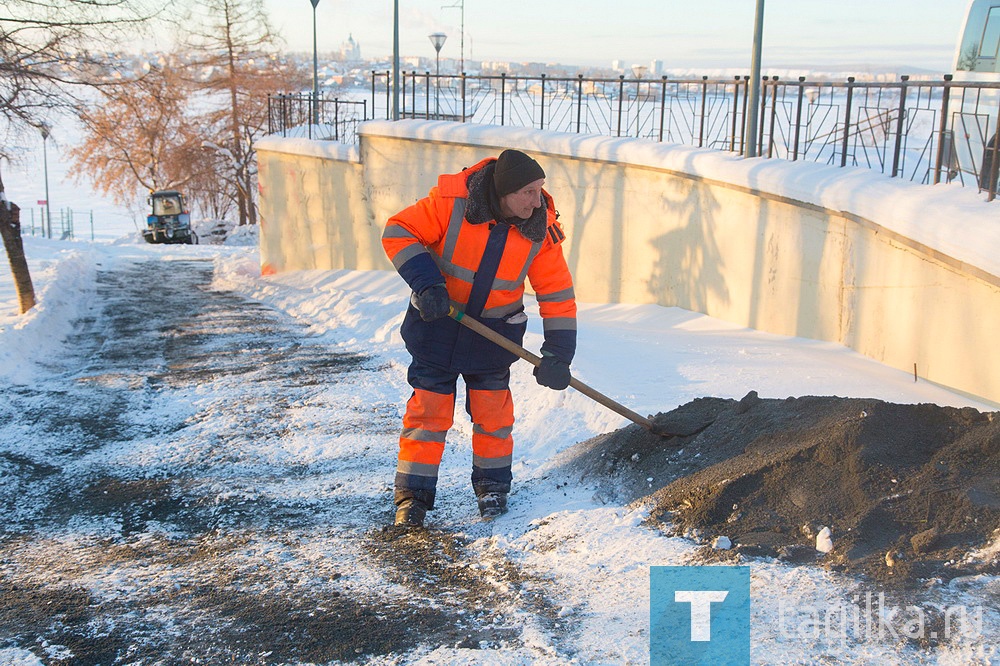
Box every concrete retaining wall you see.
[257,121,1000,405]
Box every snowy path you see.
[0,257,578,663]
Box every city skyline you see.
[264,0,975,73]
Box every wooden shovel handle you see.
[449,307,655,431]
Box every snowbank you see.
[0,240,98,384]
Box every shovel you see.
[449,307,680,437]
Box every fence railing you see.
[23,207,95,240]
[266,94,368,143]
[267,72,1000,201]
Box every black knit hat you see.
[493,149,545,196]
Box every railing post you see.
[308,92,314,140]
[283,94,290,138]
[540,73,547,130]
[757,75,767,157]
[634,77,642,138]
[401,71,407,119]
[659,76,668,143]
[461,72,467,122]
[793,76,805,160]
[891,75,909,178]
[500,72,507,126]
[385,71,390,120]
[371,71,376,119]
[767,76,779,158]
[576,74,584,134]
[740,76,750,155]
[425,71,431,120]
[934,75,953,185]
[333,99,340,141]
[841,76,856,168]
[410,71,416,117]
[699,76,708,147]
[730,76,741,152]
[617,75,625,137]
[989,109,1000,201]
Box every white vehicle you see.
[953,0,1000,189]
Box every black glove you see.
[415,285,450,321]
[534,354,571,390]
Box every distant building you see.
[650,59,664,76]
[481,60,512,73]
[340,34,361,62]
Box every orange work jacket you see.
[382,158,576,372]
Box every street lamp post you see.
[309,0,321,127]
[40,124,52,239]
[392,0,400,120]
[429,33,447,118]
[744,0,765,158]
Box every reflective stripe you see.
[400,427,447,444]
[392,244,430,270]
[438,195,537,308]
[542,317,577,331]
[382,225,418,240]
[472,454,513,469]
[536,286,576,302]
[432,253,476,283]
[492,277,523,291]
[480,299,524,319]
[515,241,543,285]
[397,460,440,477]
[473,424,513,439]
[441,198,467,262]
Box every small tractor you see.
[143,190,196,244]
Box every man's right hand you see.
[415,285,450,321]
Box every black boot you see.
[394,498,428,527]
[477,492,508,521]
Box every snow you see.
[1,118,998,663]
[2,229,997,663]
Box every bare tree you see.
[182,0,308,226]
[0,0,162,314]
[68,60,216,209]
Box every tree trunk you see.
[0,200,37,314]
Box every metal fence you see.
[266,94,368,143]
[23,207,95,240]
[267,72,1000,201]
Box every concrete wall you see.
[256,121,1000,405]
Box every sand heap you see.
[553,392,1000,586]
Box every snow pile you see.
[222,222,259,246]
[0,240,97,384]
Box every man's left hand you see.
[534,354,571,390]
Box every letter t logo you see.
[674,590,729,641]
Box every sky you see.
[264,0,975,72]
